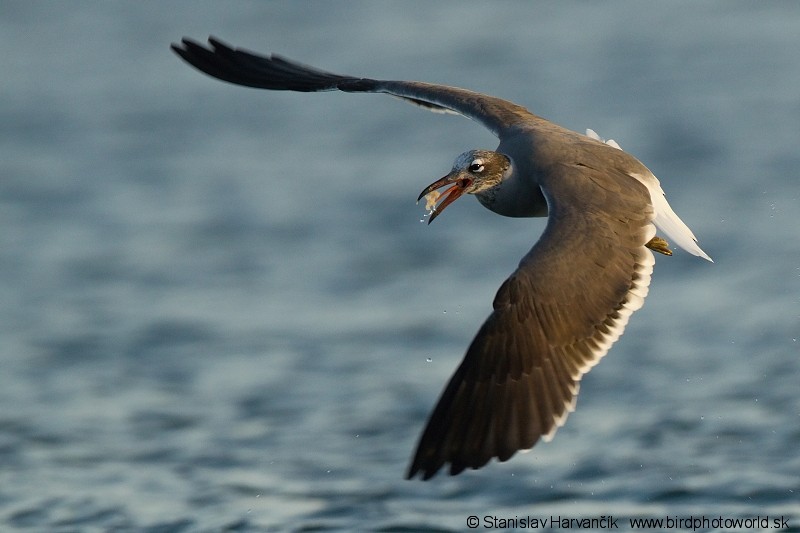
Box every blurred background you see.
[1,2,798,531]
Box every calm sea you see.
[1,2,798,531]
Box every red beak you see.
[417,173,473,224]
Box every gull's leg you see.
[646,236,673,256]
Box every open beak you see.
[417,172,473,224]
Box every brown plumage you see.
[171,37,711,480]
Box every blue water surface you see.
[1,2,798,531]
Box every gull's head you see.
[417,150,511,223]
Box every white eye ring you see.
[469,160,484,173]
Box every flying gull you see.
[171,37,712,480]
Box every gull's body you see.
[172,37,712,480]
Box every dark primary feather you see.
[172,37,364,91]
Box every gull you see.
[171,37,712,480]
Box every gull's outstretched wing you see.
[171,37,536,137]
[407,163,656,479]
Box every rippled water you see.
[1,2,798,531]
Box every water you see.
[1,2,798,531]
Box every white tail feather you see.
[633,172,713,262]
[586,129,712,262]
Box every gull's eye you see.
[469,160,484,173]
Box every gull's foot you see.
[646,236,673,256]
